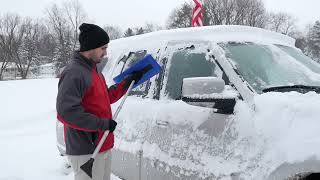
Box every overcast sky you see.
[0,0,319,31]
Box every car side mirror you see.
[181,77,238,114]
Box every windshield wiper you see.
[262,85,320,94]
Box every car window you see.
[113,50,150,96]
[165,49,219,100]
[276,44,320,74]
[222,42,320,93]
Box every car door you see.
[140,41,240,180]
[110,49,163,180]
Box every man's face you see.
[90,44,108,63]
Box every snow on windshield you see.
[268,44,320,83]
[222,43,320,93]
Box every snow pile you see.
[232,91,320,179]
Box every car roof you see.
[109,25,295,53]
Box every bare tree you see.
[46,3,74,72]
[46,1,87,74]
[205,0,235,25]
[63,0,87,50]
[167,0,267,28]
[103,25,122,40]
[243,0,267,28]
[205,0,221,25]
[267,12,296,35]
[37,23,56,63]
[0,40,5,80]
[16,18,41,79]
[143,22,163,33]
[204,0,267,27]
[0,14,43,79]
[0,13,25,80]
[0,16,7,80]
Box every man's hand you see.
[128,70,144,83]
[123,70,144,90]
[123,64,152,89]
[102,119,117,132]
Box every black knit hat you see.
[79,23,110,52]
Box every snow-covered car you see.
[56,25,320,180]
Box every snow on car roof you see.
[109,25,295,52]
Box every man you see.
[56,23,143,180]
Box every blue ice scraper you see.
[113,54,161,89]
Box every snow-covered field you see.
[1,78,320,179]
[0,78,120,180]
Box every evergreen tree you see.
[123,28,134,37]
[166,2,192,29]
[19,33,41,78]
[136,27,144,35]
[307,21,320,62]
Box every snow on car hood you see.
[233,91,320,179]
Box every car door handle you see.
[156,120,169,127]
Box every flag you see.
[192,0,204,27]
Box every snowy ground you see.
[0,78,121,180]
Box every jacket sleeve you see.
[107,80,128,104]
[56,69,108,132]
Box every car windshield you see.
[222,42,320,93]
